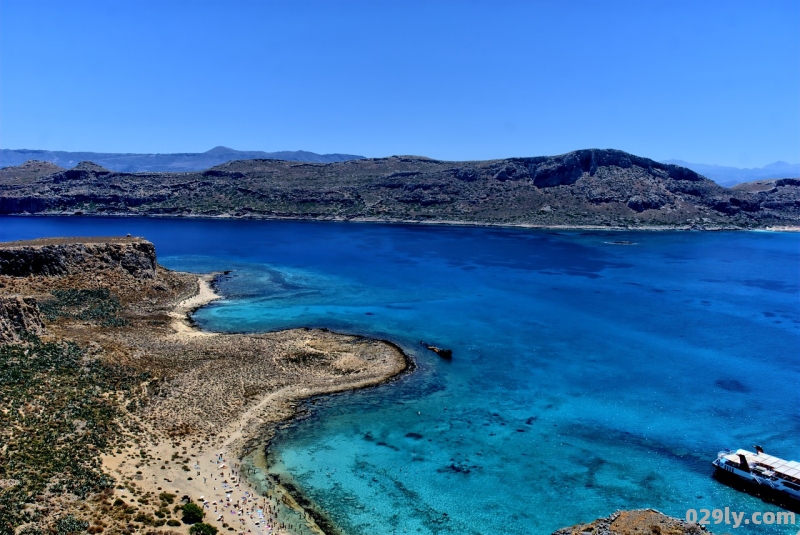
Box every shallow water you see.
[2,217,798,534]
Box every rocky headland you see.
[1,149,798,229]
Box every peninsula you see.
[0,237,408,535]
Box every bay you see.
[1,216,798,534]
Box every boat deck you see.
[727,449,800,484]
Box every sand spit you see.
[102,275,408,535]
[0,237,409,535]
[168,274,221,339]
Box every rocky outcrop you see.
[421,341,453,359]
[57,161,112,183]
[0,237,157,279]
[553,510,709,535]
[0,295,45,343]
[1,149,798,228]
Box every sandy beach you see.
[167,274,221,338]
[100,274,409,535]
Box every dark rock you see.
[420,341,452,359]
[57,161,113,183]
[627,195,665,212]
[0,295,45,343]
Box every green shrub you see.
[133,513,154,525]
[166,520,181,527]
[181,502,204,524]
[56,515,89,535]
[189,523,218,535]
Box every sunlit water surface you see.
[2,217,798,534]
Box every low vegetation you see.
[188,523,217,535]
[0,335,145,535]
[38,288,127,327]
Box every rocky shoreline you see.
[8,211,794,232]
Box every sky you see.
[1,0,798,167]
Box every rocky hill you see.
[1,148,798,229]
[0,160,65,184]
[0,146,365,172]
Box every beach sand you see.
[100,275,409,535]
[167,274,221,339]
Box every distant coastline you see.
[2,149,798,230]
[3,211,799,233]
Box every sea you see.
[2,216,798,535]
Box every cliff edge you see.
[0,236,157,279]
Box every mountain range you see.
[0,146,364,172]
[2,147,797,189]
[1,148,798,229]
[660,159,800,187]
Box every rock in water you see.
[420,341,453,359]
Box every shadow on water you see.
[712,471,800,514]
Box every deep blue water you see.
[2,217,799,534]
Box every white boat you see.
[712,446,800,503]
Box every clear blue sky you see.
[1,0,798,166]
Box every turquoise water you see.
[2,217,798,534]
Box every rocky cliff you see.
[0,237,157,279]
[1,149,798,228]
[0,295,45,343]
